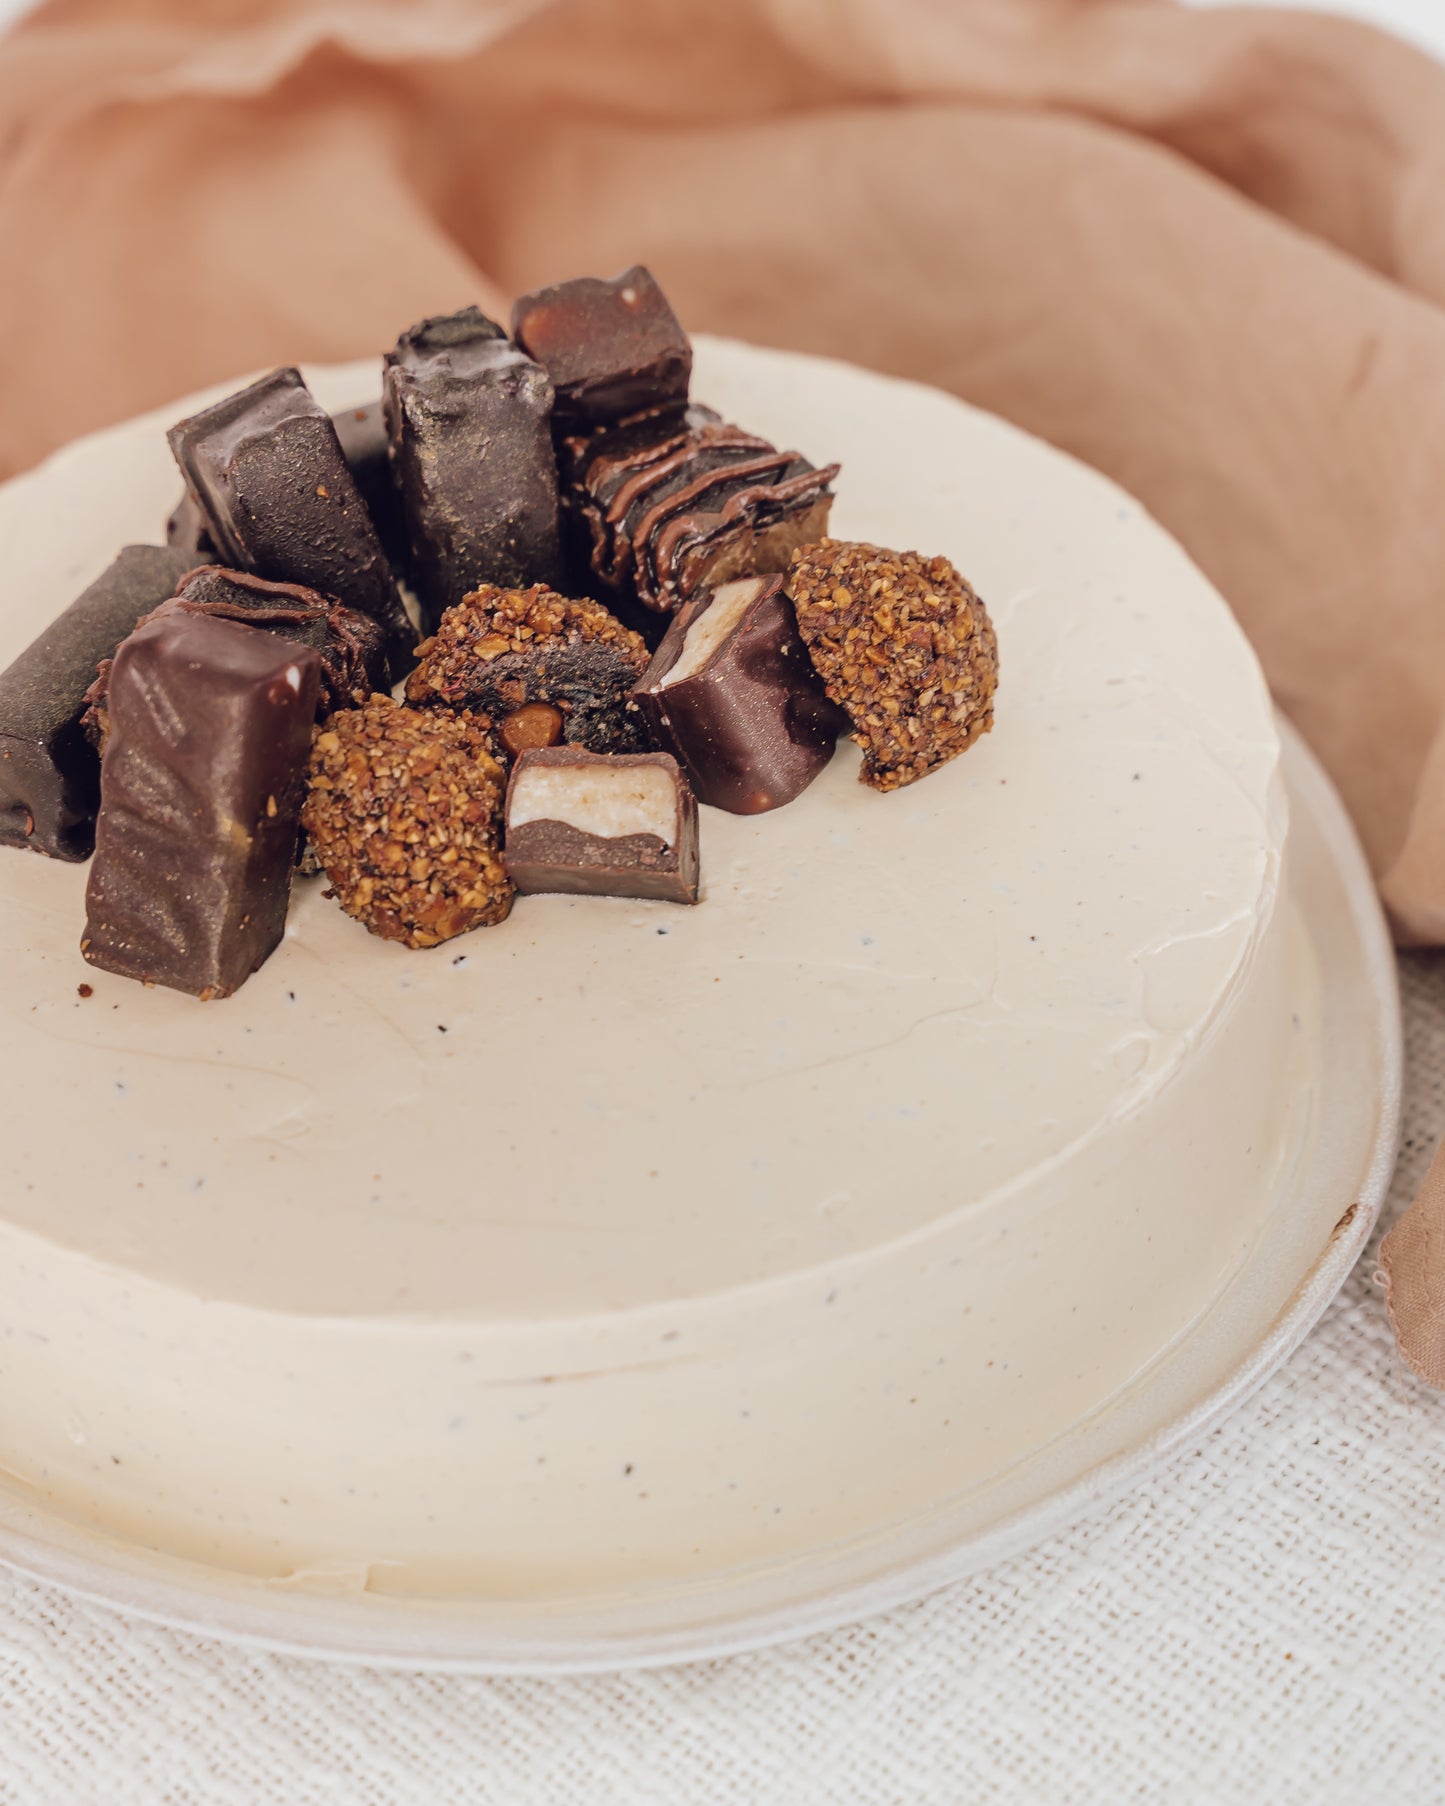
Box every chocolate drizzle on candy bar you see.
[406,584,649,756]
[562,406,839,619]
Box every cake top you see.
[0,340,1280,1319]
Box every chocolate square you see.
[511,265,691,426]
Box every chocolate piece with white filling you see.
[504,748,699,904]
[383,307,563,630]
[0,544,195,861]
[167,366,415,662]
[511,266,691,427]
[633,574,843,813]
[560,405,839,617]
[406,583,650,755]
[82,612,321,999]
[330,398,409,571]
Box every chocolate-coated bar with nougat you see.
[633,574,842,813]
[504,747,699,904]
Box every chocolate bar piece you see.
[405,584,649,755]
[632,574,842,813]
[167,366,415,661]
[504,748,699,904]
[511,266,691,427]
[166,491,216,559]
[383,307,563,630]
[84,565,392,748]
[82,612,321,998]
[561,405,839,617]
[0,544,195,860]
[330,398,409,571]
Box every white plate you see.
[0,691,1398,1672]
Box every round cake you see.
[0,341,1319,1600]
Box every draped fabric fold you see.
[3,0,1444,1381]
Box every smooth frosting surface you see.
[0,343,1318,1594]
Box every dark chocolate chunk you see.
[633,574,842,813]
[405,584,649,755]
[0,544,195,861]
[82,612,321,999]
[511,266,691,427]
[84,566,392,749]
[383,307,563,630]
[330,398,409,572]
[504,747,699,904]
[561,405,839,617]
[166,490,217,559]
[167,366,415,662]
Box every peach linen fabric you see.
[2,0,1444,1380]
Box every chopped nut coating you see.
[303,696,512,948]
[785,541,998,792]
[405,584,649,755]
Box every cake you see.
[0,339,1318,1601]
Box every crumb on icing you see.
[785,540,998,793]
[302,696,512,949]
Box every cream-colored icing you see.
[0,342,1318,1598]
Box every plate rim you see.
[0,714,1402,1673]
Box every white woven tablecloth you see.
[0,953,1440,1804]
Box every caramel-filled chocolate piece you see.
[83,566,392,749]
[786,540,999,792]
[167,367,415,661]
[633,574,842,813]
[330,398,409,571]
[0,544,195,861]
[82,612,321,999]
[383,307,563,629]
[511,266,691,427]
[504,748,699,904]
[561,405,839,617]
[406,583,649,754]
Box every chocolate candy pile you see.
[0,265,999,999]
